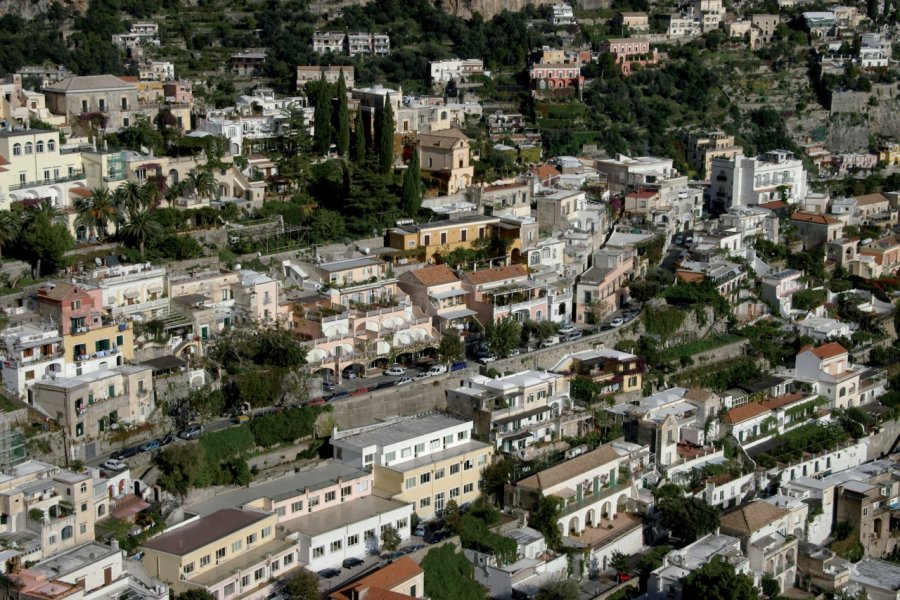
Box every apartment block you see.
[460,263,550,326]
[551,348,645,397]
[397,264,477,335]
[74,262,168,320]
[296,65,355,91]
[0,129,85,214]
[386,214,500,260]
[0,324,65,400]
[709,150,808,210]
[720,501,799,594]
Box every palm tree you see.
[121,209,162,259]
[114,181,145,213]
[75,188,117,240]
[142,178,165,210]
[26,199,64,225]
[0,210,19,259]
[186,169,217,201]
[165,180,186,208]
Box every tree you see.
[75,188,117,239]
[421,543,486,600]
[484,318,522,358]
[313,74,332,155]
[402,146,422,216]
[536,577,579,600]
[156,443,209,496]
[284,570,320,600]
[0,210,19,258]
[20,210,73,277]
[352,108,366,163]
[381,525,402,553]
[681,557,757,600]
[120,209,162,258]
[444,499,463,533]
[378,102,395,174]
[186,169,217,201]
[114,181,146,214]
[637,545,672,592]
[335,70,350,156]
[761,575,780,597]
[528,496,562,550]
[182,387,226,425]
[480,458,513,504]
[176,590,216,600]
[658,495,720,543]
[610,550,631,581]
[307,208,346,244]
[438,333,465,363]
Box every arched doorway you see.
[568,516,580,536]
[168,169,179,186]
[586,509,596,528]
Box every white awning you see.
[428,289,468,301]
[124,289,139,299]
[437,308,477,321]
[147,283,163,293]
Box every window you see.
[415,443,425,454]
[440,232,447,245]
[284,554,294,566]
[457,430,468,441]
[271,560,280,572]
[241,575,249,587]
[342,485,352,498]
[434,492,445,513]
[230,541,240,553]
[325,491,336,503]
[262,526,272,538]
[450,487,460,498]
[224,583,235,597]
[80,502,87,512]
[347,533,359,546]
[423,234,431,246]
[330,540,342,552]
[12,144,20,156]
[313,546,325,558]
[291,500,303,513]
[276,507,285,517]
[75,423,83,437]
[183,562,194,574]
[24,143,32,155]
[420,497,431,508]
[364,453,374,465]
[450,463,460,475]
[430,439,440,450]
[420,472,431,484]
[254,567,265,581]
[463,483,474,494]
[401,447,412,458]
[43,169,50,181]
[218,547,227,560]
[48,140,55,151]
[443,434,453,446]
[246,533,257,546]
[309,496,320,508]
[435,468,445,480]
[79,522,87,534]
[461,229,467,242]
[478,454,488,466]
[25,371,34,381]
[36,141,44,153]
[98,99,106,111]
[384,451,396,463]
[406,477,416,490]
[464,459,474,471]
[397,517,408,529]
[200,555,211,567]
[18,173,24,184]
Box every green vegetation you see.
[536,578,580,600]
[657,489,720,544]
[754,423,850,469]
[421,543,487,600]
[640,307,687,341]
[681,556,758,600]
[657,334,744,363]
[791,289,827,311]
[528,496,563,550]
[674,357,762,392]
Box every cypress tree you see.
[352,109,365,163]
[378,102,395,175]
[335,70,350,156]
[313,74,331,155]
[402,147,422,216]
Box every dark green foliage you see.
[637,546,672,592]
[17,210,73,277]
[378,103,395,174]
[335,71,350,156]
[248,406,324,448]
[177,589,217,600]
[791,289,826,311]
[421,544,486,600]
[761,575,780,597]
[313,75,333,155]
[479,458,514,503]
[199,428,256,466]
[528,496,563,550]
[628,268,674,302]
[484,318,522,358]
[156,444,210,496]
[681,557,758,600]
[352,109,366,163]
[675,357,762,392]
[438,334,465,362]
[754,423,849,468]
[536,578,580,600]
[658,495,720,543]
[402,148,422,216]
[284,570,320,600]
[640,307,686,341]
[662,280,730,316]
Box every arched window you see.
[61,525,73,540]
[48,140,56,151]
[12,144,21,156]
[36,141,44,153]
[24,143,33,155]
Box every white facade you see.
[551,3,576,25]
[0,324,64,399]
[430,59,485,84]
[76,263,168,320]
[776,440,868,483]
[648,534,754,600]
[795,316,853,341]
[709,150,808,209]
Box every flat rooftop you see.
[30,542,118,579]
[282,496,409,537]
[142,508,270,556]
[382,440,491,472]
[334,414,468,451]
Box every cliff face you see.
[0,0,87,19]
[434,0,555,19]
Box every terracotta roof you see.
[791,211,841,225]
[69,187,91,198]
[626,190,658,199]
[404,264,459,286]
[485,182,527,192]
[0,155,9,165]
[331,557,422,600]
[676,270,705,284]
[724,402,770,424]
[531,165,561,180]
[417,128,468,149]
[44,74,137,92]
[37,282,88,302]
[761,392,805,410]
[141,508,270,555]
[757,200,787,210]
[517,443,621,491]
[802,341,847,360]
[683,388,717,403]
[853,192,889,206]
[720,500,788,535]
[462,263,528,285]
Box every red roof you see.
[626,190,658,199]
[792,211,841,225]
[531,165,560,180]
[724,402,770,424]
[331,557,422,600]
[757,200,787,210]
[802,342,847,360]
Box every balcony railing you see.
[558,480,629,518]
[9,169,86,191]
[109,297,170,317]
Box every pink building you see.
[460,263,551,325]
[163,81,192,104]
[529,63,585,96]
[36,283,105,335]
[574,247,636,323]
[600,38,659,75]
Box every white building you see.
[467,527,568,600]
[75,263,168,320]
[647,534,754,600]
[551,3,576,25]
[0,324,64,400]
[709,150,808,210]
[138,61,175,82]
[795,316,853,341]
[430,59,486,84]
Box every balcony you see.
[109,296,170,318]
[9,169,85,191]
[558,480,630,519]
[2,350,64,367]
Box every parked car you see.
[323,381,336,392]
[374,381,395,390]
[478,354,497,364]
[384,366,406,376]
[406,543,426,553]
[350,387,369,396]
[139,440,160,453]
[111,446,140,460]
[427,364,448,376]
[342,557,364,569]
[318,568,341,579]
[396,377,413,386]
[558,324,576,335]
[344,371,358,380]
[610,317,624,327]
[414,523,427,537]
[414,372,431,380]
[380,551,405,561]
[101,459,127,471]
[157,434,176,446]
[564,331,583,342]
[178,424,202,440]
[330,391,351,401]
[426,531,447,544]
[450,361,468,372]
[540,336,560,348]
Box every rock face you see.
[434,0,555,19]
[0,0,87,19]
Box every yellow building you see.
[880,142,900,166]
[417,128,475,193]
[385,214,501,261]
[0,129,85,211]
[63,322,134,370]
[141,508,300,598]
[551,348,645,396]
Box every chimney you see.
[352,587,369,600]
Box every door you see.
[104,567,112,585]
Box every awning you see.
[69,187,91,198]
[429,289,468,301]
[124,289,139,299]
[553,487,577,500]
[436,308,477,321]
[147,283,163,293]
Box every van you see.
[427,364,448,376]
[540,336,560,348]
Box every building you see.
[575,246,637,323]
[467,527,567,600]
[793,342,865,410]
[445,370,591,458]
[723,391,824,446]
[430,59,485,84]
[795,316,853,341]
[397,265,476,335]
[598,39,659,75]
[331,413,494,521]
[331,557,424,600]
[460,263,551,326]
[647,534,754,600]
[385,214,501,262]
[296,65,355,91]
[719,501,799,594]
[0,129,86,214]
[312,32,346,54]
[709,150,808,210]
[851,558,900,600]
[791,212,844,249]
[761,269,804,317]
[348,33,391,56]
[615,12,650,32]
[593,154,676,195]
[529,61,584,97]
[675,260,748,303]
[860,235,900,274]
[417,129,474,193]
[687,131,743,178]
[551,348,644,398]
[0,324,65,400]
[228,52,266,77]
[32,365,154,457]
[74,262,168,320]
[43,76,140,132]
[751,14,780,47]
[550,3,575,25]
[140,508,300,599]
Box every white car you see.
[427,364,448,376]
[102,459,127,471]
[558,324,576,335]
[478,354,497,364]
[610,317,624,327]
[384,366,406,376]
[507,348,520,357]
[396,377,413,385]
